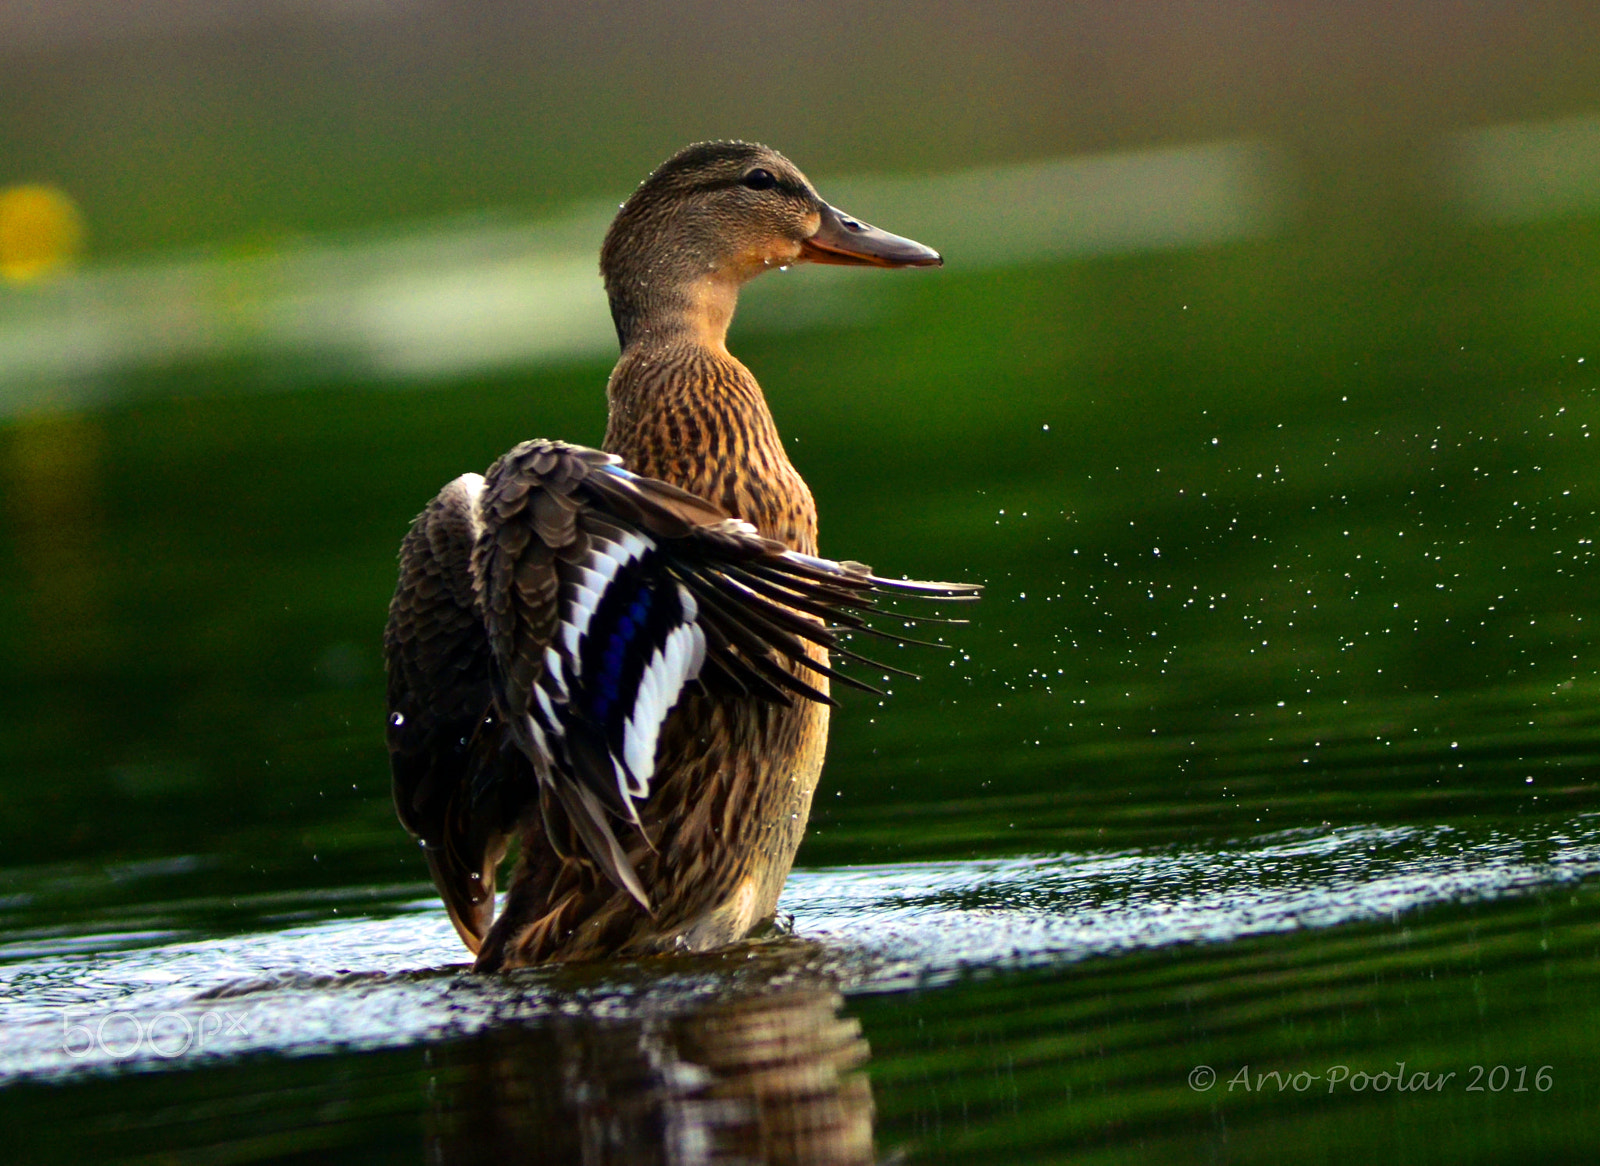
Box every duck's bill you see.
[801,203,942,267]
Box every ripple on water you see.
[0,815,1596,1081]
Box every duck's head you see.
[601,141,941,349]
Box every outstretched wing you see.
[384,473,535,953]
[471,440,981,913]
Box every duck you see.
[384,141,977,971]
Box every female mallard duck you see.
[385,141,976,970]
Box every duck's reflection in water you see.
[426,973,875,1165]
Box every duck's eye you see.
[740,168,778,191]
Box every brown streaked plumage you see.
[384,141,975,970]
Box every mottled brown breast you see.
[603,342,818,554]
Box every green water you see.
[3,202,1600,1162]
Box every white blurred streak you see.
[0,141,1285,418]
[1444,114,1600,222]
[826,138,1286,267]
[0,208,616,415]
[260,218,614,377]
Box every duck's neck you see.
[602,319,817,555]
[608,269,742,356]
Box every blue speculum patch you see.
[587,579,656,721]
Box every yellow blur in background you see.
[0,183,84,283]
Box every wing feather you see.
[389,439,981,926]
[384,473,534,953]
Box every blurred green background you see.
[4,3,1600,1162]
